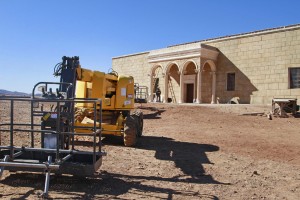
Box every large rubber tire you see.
[132,110,143,137]
[123,115,137,147]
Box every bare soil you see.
[0,102,300,199]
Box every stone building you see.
[112,24,300,104]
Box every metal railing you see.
[134,83,149,103]
[0,96,105,197]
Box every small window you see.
[227,73,235,91]
[289,68,300,89]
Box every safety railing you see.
[0,96,105,197]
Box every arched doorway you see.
[182,61,197,103]
[150,65,163,102]
[165,63,180,103]
[201,61,216,104]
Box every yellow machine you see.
[53,56,143,147]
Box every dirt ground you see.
[0,102,300,199]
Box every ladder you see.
[168,78,177,103]
[152,68,161,93]
[152,77,159,93]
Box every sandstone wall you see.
[205,28,300,104]
[112,52,150,88]
[112,26,300,104]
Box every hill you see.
[0,89,29,96]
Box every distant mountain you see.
[0,89,30,96]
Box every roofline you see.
[112,23,300,59]
[169,23,300,47]
[112,51,149,59]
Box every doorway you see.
[186,84,194,103]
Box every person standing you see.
[156,87,161,102]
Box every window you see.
[227,73,235,91]
[289,68,300,89]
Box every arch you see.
[202,60,216,72]
[182,60,199,75]
[180,60,198,103]
[201,60,217,104]
[164,62,180,103]
[150,64,163,76]
[165,61,180,75]
[149,64,163,102]
[182,60,199,74]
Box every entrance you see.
[186,84,194,103]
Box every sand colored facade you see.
[112,24,300,104]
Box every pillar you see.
[179,71,184,103]
[149,74,154,102]
[211,71,216,104]
[164,74,169,103]
[196,69,202,103]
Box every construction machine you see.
[134,83,149,104]
[0,56,141,196]
[52,56,143,147]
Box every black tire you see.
[132,110,143,137]
[123,115,137,147]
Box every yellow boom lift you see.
[52,56,143,146]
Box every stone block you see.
[268,83,279,90]
[290,89,300,96]
[278,89,291,96]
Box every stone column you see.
[211,71,216,104]
[164,73,169,103]
[149,74,154,102]
[179,71,184,103]
[196,69,202,103]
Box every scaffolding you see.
[134,83,149,103]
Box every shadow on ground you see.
[0,171,219,200]
[0,136,227,199]
[137,106,166,119]
[136,136,223,183]
[102,135,226,184]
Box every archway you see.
[165,63,180,103]
[150,65,163,102]
[182,61,197,103]
[201,60,216,104]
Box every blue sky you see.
[0,0,299,93]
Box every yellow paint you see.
[74,67,134,136]
[75,81,86,107]
[42,113,51,121]
[115,75,134,109]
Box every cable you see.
[107,68,118,76]
[53,62,63,77]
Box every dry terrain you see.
[0,102,300,199]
